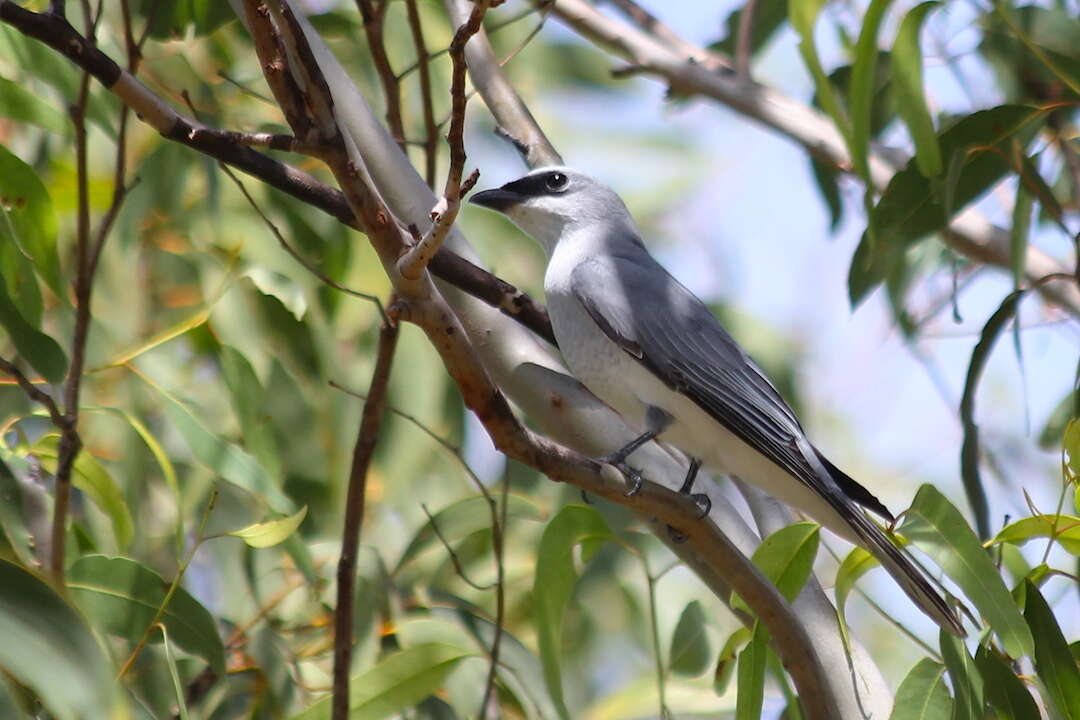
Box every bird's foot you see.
[604,461,644,496]
[689,492,711,519]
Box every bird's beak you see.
[469,187,524,213]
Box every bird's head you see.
[469,167,631,254]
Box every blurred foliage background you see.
[0,0,1078,718]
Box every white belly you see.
[545,274,858,543]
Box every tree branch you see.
[332,320,398,720]
[546,0,1080,317]
[0,0,554,346]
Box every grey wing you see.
[570,256,892,520]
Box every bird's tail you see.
[844,507,966,636]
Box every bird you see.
[469,166,965,636]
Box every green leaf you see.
[1009,177,1033,291]
[1065,418,1080,477]
[139,0,235,39]
[899,485,1034,658]
[733,521,820,612]
[789,0,850,139]
[939,630,983,720]
[735,624,768,720]
[290,643,472,720]
[158,625,191,720]
[889,659,952,720]
[0,457,36,567]
[31,435,134,551]
[1024,581,1080,719]
[974,643,1040,720]
[668,600,710,677]
[395,495,544,572]
[243,267,308,321]
[0,75,66,133]
[0,559,119,720]
[713,626,751,696]
[1039,390,1078,450]
[0,675,28,720]
[533,505,613,720]
[851,105,1047,305]
[990,514,1080,555]
[850,0,898,183]
[961,290,1024,540]
[67,555,225,678]
[86,406,183,551]
[834,546,878,633]
[0,144,61,294]
[892,2,943,177]
[0,274,66,384]
[810,158,844,231]
[226,506,307,548]
[160,391,293,513]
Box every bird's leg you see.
[668,459,709,543]
[677,458,711,518]
[598,407,672,497]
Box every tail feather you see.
[845,507,966,636]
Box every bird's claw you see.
[614,462,644,496]
[690,492,711,519]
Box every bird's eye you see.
[546,172,569,191]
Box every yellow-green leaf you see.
[226,506,308,548]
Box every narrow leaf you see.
[395,495,543,573]
[713,627,751,696]
[990,514,1080,555]
[0,144,61,293]
[892,2,943,177]
[960,290,1024,540]
[226,506,308,548]
[1024,581,1080,719]
[290,643,472,720]
[735,624,768,720]
[1010,182,1033,289]
[939,630,983,720]
[789,0,850,137]
[974,643,1040,720]
[67,555,225,678]
[31,435,134,551]
[889,658,952,720]
[835,546,878,634]
[0,76,66,133]
[850,0,898,181]
[668,600,710,677]
[899,484,1034,658]
[733,521,820,613]
[533,505,613,720]
[0,274,66,384]
[0,559,119,720]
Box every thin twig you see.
[420,503,495,592]
[734,0,759,82]
[397,1,491,282]
[118,488,219,679]
[355,0,406,150]
[332,321,399,720]
[0,357,65,427]
[404,0,438,188]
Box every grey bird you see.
[470,166,965,636]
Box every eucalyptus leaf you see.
[67,555,225,678]
[0,559,119,720]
